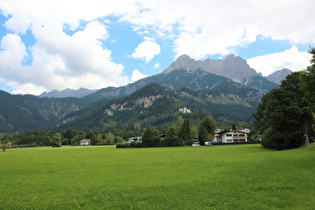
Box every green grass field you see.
[1,144,315,209]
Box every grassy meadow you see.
[1,143,315,209]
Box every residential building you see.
[214,129,249,143]
[80,139,91,146]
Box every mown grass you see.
[1,144,314,209]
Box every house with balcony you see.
[214,129,249,143]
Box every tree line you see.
[117,115,217,148]
[1,114,221,150]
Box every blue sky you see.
[0,0,314,95]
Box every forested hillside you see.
[57,83,259,131]
[0,91,88,133]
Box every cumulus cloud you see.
[131,69,148,82]
[154,62,160,68]
[247,46,312,76]
[0,20,129,95]
[123,0,315,59]
[131,40,161,62]
[0,0,315,94]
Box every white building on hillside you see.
[179,107,192,114]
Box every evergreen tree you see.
[165,127,179,146]
[142,128,154,147]
[198,126,208,145]
[179,119,191,140]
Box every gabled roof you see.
[216,129,249,135]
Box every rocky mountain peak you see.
[161,53,258,83]
[162,54,200,74]
[265,68,293,85]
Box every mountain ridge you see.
[57,83,259,131]
[0,54,283,133]
[40,88,96,98]
[265,68,293,85]
[82,55,278,102]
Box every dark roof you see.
[216,129,248,135]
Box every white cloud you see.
[0,20,129,95]
[132,40,161,62]
[1,0,315,94]
[131,69,148,82]
[247,46,312,76]
[122,0,315,59]
[154,62,160,68]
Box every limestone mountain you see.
[163,54,258,83]
[198,54,258,83]
[84,54,276,103]
[83,68,246,103]
[265,68,293,85]
[40,88,96,98]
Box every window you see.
[226,134,232,137]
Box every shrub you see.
[183,140,193,146]
[2,144,7,152]
[135,141,143,148]
[262,127,304,150]
[116,142,130,148]
[6,141,12,148]
[129,141,136,148]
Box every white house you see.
[214,129,249,143]
[125,136,142,143]
[80,139,91,146]
[179,107,192,114]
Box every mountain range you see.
[0,54,287,133]
[40,54,284,99]
[56,83,260,131]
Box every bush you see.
[2,144,7,152]
[129,141,136,148]
[183,140,193,146]
[116,142,130,148]
[135,141,143,148]
[262,127,305,150]
[6,142,12,148]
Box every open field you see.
[1,144,315,209]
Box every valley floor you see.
[0,144,314,209]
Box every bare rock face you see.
[265,68,292,85]
[162,54,258,83]
[162,54,201,74]
[198,54,257,83]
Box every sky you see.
[0,0,314,95]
